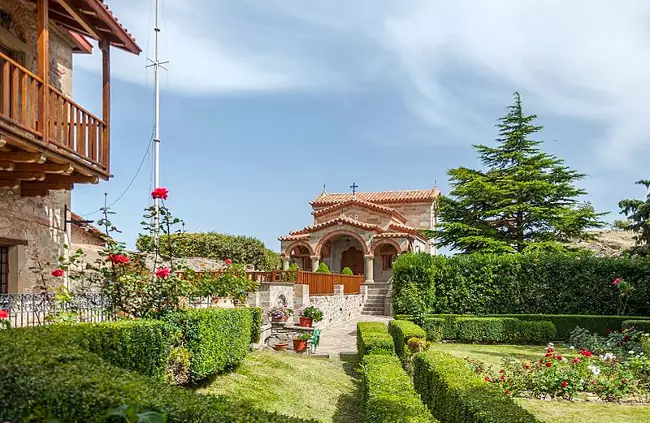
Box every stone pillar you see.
[334,284,344,296]
[282,256,290,271]
[293,283,310,311]
[364,255,374,283]
[311,256,320,272]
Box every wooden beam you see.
[0,180,19,189]
[0,171,46,181]
[0,237,28,245]
[14,163,73,174]
[21,181,72,191]
[54,0,100,39]
[0,135,5,148]
[44,174,98,184]
[20,189,49,197]
[100,39,110,173]
[0,152,46,163]
[0,161,14,171]
[37,0,49,139]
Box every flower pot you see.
[293,339,308,353]
[272,315,289,323]
[273,343,288,351]
[299,316,313,327]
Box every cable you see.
[80,126,155,217]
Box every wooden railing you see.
[0,52,108,172]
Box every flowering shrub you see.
[613,277,634,315]
[0,309,9,330]
[569,326,644,358]
[267,305,293,321]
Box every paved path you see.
[317,315,392,356]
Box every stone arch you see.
[284,241,314,258]
[315,229,369,256]
[370,238,403,255]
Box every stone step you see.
[362,305,386,310]
[366,295,388,300]
[363,306,386,312]
[361,310,390,316]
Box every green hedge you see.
[388,320,426,361]
[0,327,316,423]
[622,319,650,334]
[357,322,394,359]
[56,320,177,381]
[418,316,555,344]
[393,252,650,317]
[250,307,263,344]
[361,354,439,423]
[164,308,252,383]
[137,232,281,270]
[642,334,650,355]
[413,350,540,423]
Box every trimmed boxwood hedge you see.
[357,322,394,358]
[56,319,177,381]
[164,308,252,384]
[412,350,540,423]
[250,307,263,343]
[622,319,650,334]
[361,354,438,423]
[388,320,426,361]
[0,327,316,423]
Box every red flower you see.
[579,349,593,357]
[500,375,505,380]
[606,329,613,335]
[484,376,491,382]
[557,355,563,361]
[622,379,628,384]
[225,258,232,265]
[0,309,8,319]
[572,357,581,364]
[51,269,64,277]
[545,353,553,358]
[613,278,621,286]
[109,254,130,265]
[561,381,568,388]
[151,187,169,200]
[155,267,171,278]
[547,347,555,353]
[545,361,552,367]
[505,390,511,395]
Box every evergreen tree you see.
[616,180,650,256]
[436,92,604,253]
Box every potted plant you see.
[273,342,289,351]
[268,306,293,323]
[293,333,312,353]
[299,305,323,327]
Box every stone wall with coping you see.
[309,285,365,329]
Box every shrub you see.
[418,316,554,344]
[342,267,353,275]
[511,320,556,344]
[0,328,317,423]
[163,308,252,383]
[393,252,650,316]
[55,320,177,382]
[357,322,394,358]
[413,350,540,423]
[316,262,331,274]
[622,319,650,334]
[388,320,426,362]
[361,354,438,423]
[137,232,281,271]
[250,307,263,344]
[642,334,650,356]
[422,317,445,342]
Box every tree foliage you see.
[436,92,604,253]
[617,180,650,256]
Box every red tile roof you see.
[373,232,412,239]
[70,212,105,240]
[387,223,422,236]
[289,216,381,236]
[312,188,440,207]
[278,234,309,242]
[312,198,408,223]
[92,0,141,54]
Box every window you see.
[0,246,8,294]
[381,254,394,270]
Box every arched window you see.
[379,244,398,270]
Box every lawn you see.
[430,342,650,423]
[198,350,360,423]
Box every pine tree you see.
[616,180,650,256]
[436,92,604,253]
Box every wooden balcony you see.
[0,51,107,195]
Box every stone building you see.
[0,0,139,294]
[279,187,440,283]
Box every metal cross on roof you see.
[350,182,359,196]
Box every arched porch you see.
[316,230,369,276]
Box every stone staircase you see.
[361,283,392,316]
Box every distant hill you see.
[572,230,636,257]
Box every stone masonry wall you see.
[309,290,364,329]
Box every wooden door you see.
[341,246,364,275]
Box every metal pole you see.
[153,0,161,244]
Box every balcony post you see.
[100,40,110,172]
[37,0,49,141]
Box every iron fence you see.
[0,293,110,328]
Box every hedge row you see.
[164,308,253,383]
[250,307,263,344]
[388,320,427,362]
[622,319,650,334]
[0,327,315,423]
[413,350,540,423]
[419,316,555,344]
[58,319,177,381]
[357,322,394,359]
[361,355,438,423]
[392,252,650,317]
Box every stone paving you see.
[316,315,392,356]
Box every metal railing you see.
[0,293,109,328]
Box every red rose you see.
[51,269,64,277]
[225,258,232,265]
[151,187,169,200]
[557,355,563,361]
[155,268,171,278]
[547,347,554,353]
[613,278,621,286]
[572,357,581,364]
[545,361,552,367]
[579,349,593,357]
[561,381,568,388]
[484,376,491,382]
[545,353,552,358]
[500,375,505,380]
[109,254,130,265]
[505,390,511,395]
[0,309,8,319]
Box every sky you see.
[71,0,650,251]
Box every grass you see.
[429,342,650,423]
[198,350,360,423]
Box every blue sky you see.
[70,0,650,251]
